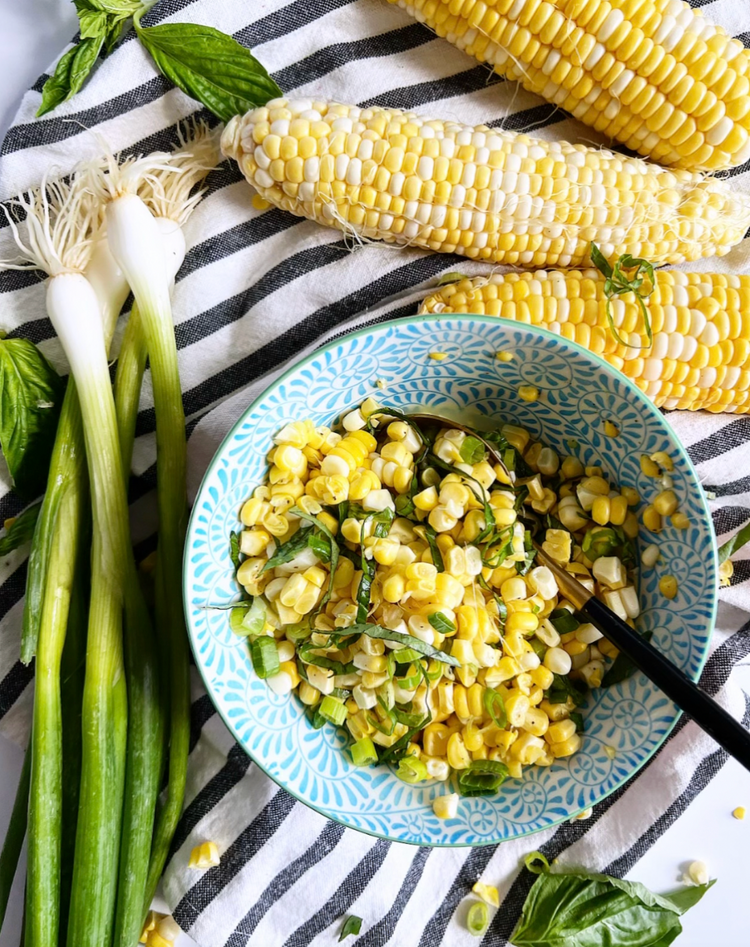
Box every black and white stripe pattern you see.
[0,0,748,943]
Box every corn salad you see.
[229,401,644,802]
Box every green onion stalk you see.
[2,175,144,947]
[102,126,219,916]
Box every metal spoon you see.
[405,411,750,774]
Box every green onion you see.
[396,756,428,783]
[549,608,580,635]
[393,648,423,664]
[582,526,619,561]
[240,597,268,636]
[460,435,486,465]
[483,688,507,730]
[394,664,422,691]
[251,637,280,679]
[350,737,378,766]
[229,604,251,634]
[429,611,456,635]
[113,303,148,479]
[457,760,509,796]
[467,901,490,936]
[319,696,347,726]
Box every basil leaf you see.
[135,22,283,122]
[428,611,456,635]
[423,524,444,572]
[511,855,714,947]
[718,521,750,564]
[76,7,109,39]
[460,435,486,465]
[262,526,312,571]
[590,241,614,279]
[545,674,587,707]
[0,338,65,498]
[0,503,41,557]
[602,631,653,687]
[308,533,332,563]
[357,553,376,624]
[37,37,104,117]
[339,915,363,941]
[569,711,584,733]
[378,713,431,763]
[326,623,461,667]
[229,530,242,572]
[484,687,507,729]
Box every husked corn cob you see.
[420,269,750,412]
[221,98,750,269]
[389,0,750,173]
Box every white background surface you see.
[0,2,748,945]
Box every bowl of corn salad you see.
[185,316,718,846]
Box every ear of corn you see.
[388,0,750,173]
[221,98,750,269]
[419,269,750,413]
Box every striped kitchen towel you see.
[1,0,749,944]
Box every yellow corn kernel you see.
[670,510,690,530]
[530,666,554,690]
[591,496,611,526]
[549,734,582,758]
[505,691,531,728]
[523,708,549,737]
[604,420,620,438]
[621,486,640,506]
[642,505,663,532]
[510,731,547,764]
[146,933,172,947]
[278,660,301,689]
[140,912,158,943]
[609,495,629,527]
[341,517,362,543]
[518,385,540,403]
[188,841,220,869]
[640,454,661,477]
[546,719,577,744]
[650,452,674,472]
[659,574,679,599]
[472,881,500,908]
[303,566,327,588]
[493,729,517,751]
[539,698,573,722]
[334,557,355,588]
[653,490,678,516]
[414,486,439,511]
[506,611,539,635]
[299,681,320,706]
[462,722,484,752]
[446,731,471,769]
[733,807,746,821]
[423,722,451,757]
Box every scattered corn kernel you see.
[188,841,220,869]
[659,575,679,600]
[732,807,746,821]
[518,385,540,403]
[472,881,500,908]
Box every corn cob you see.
[222,98,750,269]
[388,0,750,173]
[419,269,750,412]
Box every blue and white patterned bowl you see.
[184,316,718,847]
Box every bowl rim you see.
[184,313,719,847]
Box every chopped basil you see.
[229,530,242,572]
[428,611,456,635]
[326,624,461,666]
[602,631,653,687]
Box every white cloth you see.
[0,1,748,945]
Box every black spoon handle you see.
[583,597,750,773]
